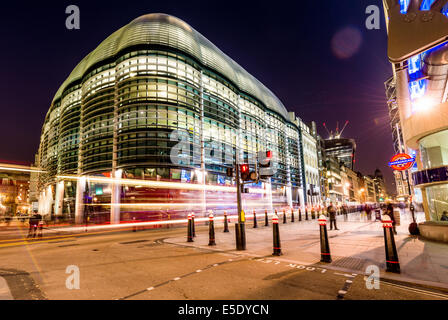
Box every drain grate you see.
[332,257,366,272]
[58,243,79,248]
[119,239,150,245]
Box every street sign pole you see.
[235,138,246,250]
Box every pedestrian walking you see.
[27,212,40,238]
[327,202,339,230]
[342,204,348,221]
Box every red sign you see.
[388,153,415,171]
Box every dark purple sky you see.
[0,0,396,192]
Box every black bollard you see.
[223,211,229,233]
[382,214,400,273]
[132,217,137,232]
[305,207,309,220]
[272,214,282,256]
[253,209,258,228]
[187,213,194,242]
[318,215,332,263]
[311,207,316,219]
[265,209,269,227]
[191,212,196,237]
[291,208,295,223]
[208,212,216,246]
[283,209,287,224]
[298,208,302,221]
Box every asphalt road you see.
[0,225,447,300]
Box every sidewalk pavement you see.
[0,276,13,300]
[165,210,448,291]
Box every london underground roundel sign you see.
[388,153,415,171]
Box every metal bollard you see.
[283,209,287,224]
[253,209,258,228]
[318,215,332,263]
[132,217,137,232]
[208,212,216,246]
[191,212,196,237]
[272,214,282,256]
[305,207,309,220]
[187,213,194,242]
[291,207,295,223]
[382,214,400,273]
[311,207,316,219]
[265,209,269,227]
[223,211,229,233]
[298,208,302,221]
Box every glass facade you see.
[37,14,315,217]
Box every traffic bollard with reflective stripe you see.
[208,213,216,246]
[305,207,309,220]
[191,212,196,237]
[291,207,295,222]
[382,215,400,273]
[265,209,269,227]
[318,215,332,263]
[298,208,302,221]
[283,209,287,224]
[253,209,258,228]
[272,214,282,256]
[132,217,137,232]
[187,213,193,242]
[223,211,229,233]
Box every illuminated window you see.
[400,0,410,13]
[420,0,436,10]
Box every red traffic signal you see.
[266,150,272,159]
[240,164,249,174]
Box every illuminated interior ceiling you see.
[51,13,288,119]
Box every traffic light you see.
[226,167,233,178]
[258,150,275,178]
[240,164,250,181]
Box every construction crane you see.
[322,121,349,139]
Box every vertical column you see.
[111,169,122,225]
[284,138,293,208]
[75,176,85,224]
[199,71,206,214]
[54,180,65,216]
[110,66,121,225]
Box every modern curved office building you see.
[37,13,318,223]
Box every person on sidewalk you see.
[327,202,339,230]
[441,211,448,222]
[342,204,348,221]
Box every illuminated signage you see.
[388,153,415,171]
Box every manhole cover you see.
[332,257,366,271]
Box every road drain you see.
[119,239,151,245]
[58,243,79,248]
[332,257,366,272]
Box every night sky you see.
[0,0,396,192]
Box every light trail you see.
[57,174,277,194]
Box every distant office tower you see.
[323,138,356,170]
